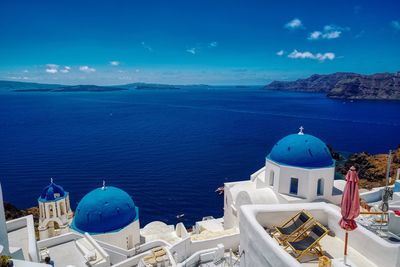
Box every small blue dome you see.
[39,181,67,202]
[267,133,334,168]
[71,186,138,234]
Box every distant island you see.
[265,71,400,100]
[0,81,191,92]
[14,85,127,92]
[115,83,180,90]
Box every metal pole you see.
[386,150,392,187]
[344,231,349,265]
[381,150,392,234]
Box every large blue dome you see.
[267,133,334,168]
[39,181,67,202]
[71,186,138,234]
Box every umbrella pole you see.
[344,231,348,264]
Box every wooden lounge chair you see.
[272,210,314,244]
[285,221,329,261]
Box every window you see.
[290,178,299,195]
[317,178,324,196]
[269,170,275,186]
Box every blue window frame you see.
[317,178,324,196]
[290,177,299,195]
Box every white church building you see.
[38,179,73,240]
[70,183,141,250]
[223,127,344,229]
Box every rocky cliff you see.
[265,72,400,100]
[336,146,400,189]
[3,202,39,221]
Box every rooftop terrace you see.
[239,203,400,267]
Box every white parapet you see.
[239,203,400,267]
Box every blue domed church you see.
[223,127,342,229]
[38,178,73,240]
[70,183,140,249]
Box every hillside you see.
[113,83,180,90]
[14,85,127,92]
[265,72,400,100]
[0,80,63,91]
[0,81,184,92]
[336,146,400,189]
[3,202,39,221]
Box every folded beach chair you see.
[285,221,329,261]
[272,210,314,244]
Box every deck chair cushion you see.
[276,211,310,235]
[288,224,326,251]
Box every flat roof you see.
[45,241,87,267]
[8,226,30,260]
[270,234,377,266]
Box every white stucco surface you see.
[239,203,400,267]
[8,226,29,260]
[224,155,339,229]
[47,241,88,267]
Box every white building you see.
[70,183,141,250]
[224,128,343,229]
[38,178,73,240]
[1,182,44,266]
[239,203,400,267]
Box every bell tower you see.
[38,178,73,240]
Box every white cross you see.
[50,177,53,183]
[102,180,106,190]
[298,126,304,135]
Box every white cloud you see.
[391,20,400,30]
[110,61,120,66]
[79,66,96,73]
[46,64,59,74]
[186,48,196,55]
[141,41,153,52]
[45,64,71,74]
[285,18,303,30]
[208,41,218,48]
[309,31,322,40]
[308,25,348,40]
[60,66,71,73]
[276,50,284,56]
[23,69,29,73]
[288,49,335,62]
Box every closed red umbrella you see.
[339,166,360,263]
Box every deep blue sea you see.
[1,88,400,226]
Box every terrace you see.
[239,203,400,267]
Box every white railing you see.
[37,232,82,248]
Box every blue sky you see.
[0,0,399,85]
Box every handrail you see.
[360,212,388,215]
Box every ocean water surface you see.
[1,88,400,225]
